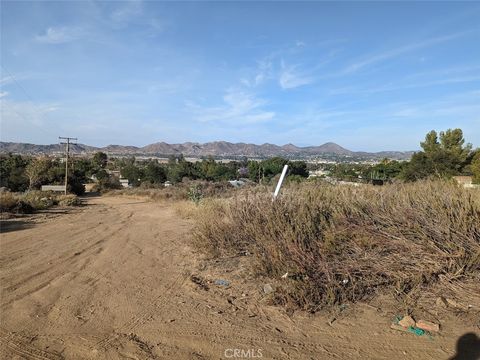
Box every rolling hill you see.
[0,141,413,160]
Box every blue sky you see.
[1,1,479,151]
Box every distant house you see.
[107,170,121,178]
[119,179,129,188]
[164,181,172,187]
[41,185,66,192]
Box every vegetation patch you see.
[193,180,480,311]
[105,180,237,202]
[0,191,81,214]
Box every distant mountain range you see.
[0,141,414,160]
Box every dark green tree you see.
[121,163,143,187]
[288,161,308,178]
[402,128,473,180]
[472,151,480,185]
[143,161,166,184]
[92,152,108,169]
[0,154,29,191]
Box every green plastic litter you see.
[393,315,433,338]
[407,326,425,336]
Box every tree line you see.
[0,152,309,193]
[323,128,480,184]
[1,128,479,194]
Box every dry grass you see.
[106,181,236,203]
[193,180,480,311]
[0,191,81,213]
[0,192,18,211]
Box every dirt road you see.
[0,196,476,359]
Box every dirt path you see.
[0,196,476,359]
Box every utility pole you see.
[59,137,77,195]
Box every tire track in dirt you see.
[1,224,127,308]
[0,328,63,360]
[0,195,470,360]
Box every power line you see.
[1,64,56,139]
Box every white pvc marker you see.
[273,164,289,199]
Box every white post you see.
[273,164,288,199]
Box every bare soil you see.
[0,196,478,359]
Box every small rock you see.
[416,320,440,333]
[436,296,448,308]
[398,315,416,328]
[263,283,274,294]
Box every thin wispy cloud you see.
[35,26,85,44]
[187,89,275,124]
[329,73,480,95]
[404,64,480,80]
[241,57,274,88]
[279,60,313,89]
[0,76,16,85]
[344,30,475,73]
[295,40,306,48]
[2,1,479,149]
[110,0,143,25]
[1,99,59,127]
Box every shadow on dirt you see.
[0,219,35,233]
[449,333,480,360]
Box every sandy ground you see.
[0,196,478,360]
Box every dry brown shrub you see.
[107,180,236,203]
[193,180,480,311]
[0,192,18,211]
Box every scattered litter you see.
[341,279,349,285]
[416,320,440,333]
[214,279,230,287]
[263,283,274,294]
[392,315,438,337]
[398,315,416,328]
[328,317,337,326]
[190,275,209,291]
[328,304,348,326]
[407,326,425,336]
[281,272,289,279]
